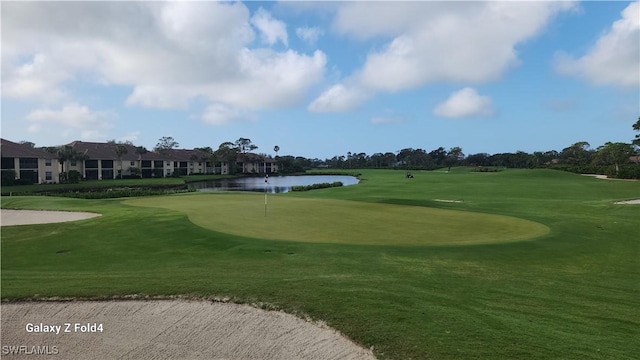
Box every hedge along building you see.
[0,138,60,184]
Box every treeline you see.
[288,120,640,179]
[314,142,639,179]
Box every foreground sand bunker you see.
[1,300,376,360]
[0,209,101,226]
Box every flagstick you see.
[264,174,268,217]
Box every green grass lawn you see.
[124,193,549,245]
[2,168,639,359]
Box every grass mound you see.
[124,193,549,246]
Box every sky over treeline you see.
[2,1,639,158]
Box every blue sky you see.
[1,1,638,159]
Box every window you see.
[101,169,114,179]
[167,161,171,166]
[2,157,15,170]
[130,161,135,166]
[45,159,52,166]
[45,171,52,181]
[19,158,38,169]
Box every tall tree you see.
[19,141,35,148]
[114,144,128,179]
[195,147,215,172]
[429,147,448,167]
[57,145,88,183]
[445,147,464,171]
[384,152,397,167]
[560,141,593,166]
[215,142,239,174]
[595,142,634,176]
[234,138,257,173]
[132,146,148,178]
[154,136,179,153]
[633,117,640,146]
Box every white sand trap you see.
[581,174,638,181]
[614,199,640,204]
[1,300,376,360]
[433,199,463,203]
[0,209,100,226]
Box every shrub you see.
[290,181,343,192]
[607,163,640,179]
[67,170,82,184]
[1,170,16,186]
[50,187,195,199]
[471,167,502,173]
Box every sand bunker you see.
[0,209,100,226]
[1,300,376,360]
[614,199,640,204]
[581,174,638,181]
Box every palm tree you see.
[134,146,147,178]
[274,145,280,173]
[56,145,88,183]
[114,144,128,179]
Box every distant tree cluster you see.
[158,121,640,178]
[309,120,640,179]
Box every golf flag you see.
[264,174,268,216]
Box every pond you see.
[189,175,359,193]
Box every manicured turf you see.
[124,194,549,245]
[2,169,639,360]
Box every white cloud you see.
[2,53,70,102]
[434,88,495,119]
[310,1,576,111]
[26,103,113,140]
[308,84,370,112]
[250,7,288,47]
[2,2,325,125]
[296,27,323,44]
[555,1,639,87]
[201,103,252,125]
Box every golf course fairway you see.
[124,194,550,245]
[2,169,638,360]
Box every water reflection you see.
[189,175,359,193]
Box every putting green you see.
[124,193,549,246]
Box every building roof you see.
[238,153,275,163]
[0,138,57,159]
[68,141,151,161]
[155,148,212,162]
[67,141,212,162]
